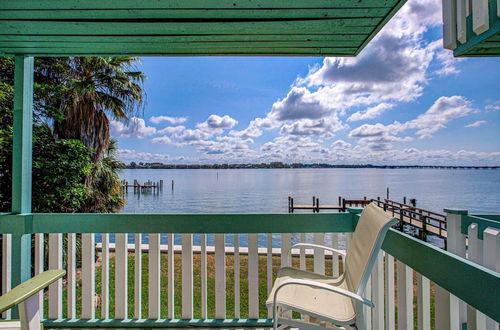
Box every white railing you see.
[443,210,500,329]
[1,214,499,329]
[2,232,348,321]
[443,0,497,50]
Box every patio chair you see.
[0,269,65,330]
[266,203,397,330]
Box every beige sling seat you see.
[266,203,397,329]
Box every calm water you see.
[117,168,499,248]
[120,168,499,214]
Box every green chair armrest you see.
[0,269,65,313]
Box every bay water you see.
[116,168,499,248]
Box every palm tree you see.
[84,139,126,212]
[54,57,145,163]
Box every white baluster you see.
[396,261,413,330]
[435,285,461,330]
[299,233,306,270]
[234,234,240,319]
[201,234,208,319]
[267,233,273,318]
[467,224,486,330]
[48,233,62,319]
[101,234,110,319]
[215,234,225,319]
[149,233,161,319]
[483,227,500,329]
[115,233,128,319]
[442,209,467,326]
[67,233,76,319]
[248,233,259,319]
[167,233,175,319]
[313,233,325,275]
[182,234,193,319]
[417,273,431,330]
[280,233,291,267]
[385,254,395,330]
[134,233,142,319]
[82,233,95,319]
[34,234,44,319]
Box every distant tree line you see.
[126,162,498,170]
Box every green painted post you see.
[11,55,34,317]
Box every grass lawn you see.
[46,253,337,320]
[43,252,437,329]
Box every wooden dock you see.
[288,196,370,213]
[121,179,164,194]
[288,195,448,247]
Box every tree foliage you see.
[0,56,140,213]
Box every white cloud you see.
[268,87,333,122]
[149,115,188,125]
[348,103,395,122]
[117,148,170,162]
[280,116,346,137]
[331,140,352,150]
[110,117,157,138]
[465,120,487,128]
[486,102,500,111]
[151,136,174,145]
[348,96,475,150]
[197,114,238,132]
[157,125,186,135]
[404,96,475,138]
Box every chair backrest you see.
[344,203,398,295]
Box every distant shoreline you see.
[124,163,498,170]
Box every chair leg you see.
[18,295,41,330]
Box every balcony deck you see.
[1,209,499,329]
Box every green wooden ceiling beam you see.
[0,41,361,49]
[0,35,367,43]
[0,19,378,36]
[1,0,401,10]
[0,47,359,57]
[0,8,389,20]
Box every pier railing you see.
[0,210,499,329]
[373,199,448,240]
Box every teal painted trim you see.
[461,215,500,239]
[0,213,354,234]
[43,318,274,328]
[12,55,33,214]
[443,208,468,215]
[11,55,34,319]
[0,214,30,235]
[382,229,500,322]
[347,208,363,214]
[349,209,363,227]
[473,215,500,222]
[454,0,500,57]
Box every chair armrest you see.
[291,243,347,257]
[273,278,374,308]
[0,269,66,313]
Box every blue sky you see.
[112,0,500,165]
